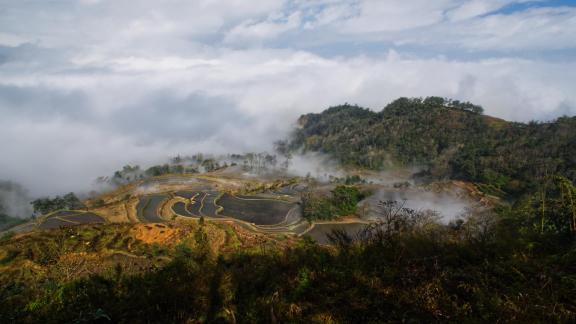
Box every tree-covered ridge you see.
[30,193,84,216]
[289,97,576,196]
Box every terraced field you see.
[22,185,370,244]
[200,191,220,217]
[171,202,194,217]
[137,194,169,223]
[38,211,105,230]
[186,192,205,215]
[273,183,308,195]
[174,191,199,199]
[6,172,385,241]
[217,193,294,225]
[173,191,219,216]
[162,189,306,235]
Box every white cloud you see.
[224,11,303,44]
[0,32,30,47]
[0,0,285,51]
[1,47,575,195]
[452,6,576,50]
[341,0,455,33]
[446,0,519,21]
[0,0,575,196]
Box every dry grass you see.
[91,201,131,223]
[129,223,182,245]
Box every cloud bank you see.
[0,0,575,196]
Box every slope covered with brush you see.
[289,97,576,195]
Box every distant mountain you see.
[288,97,576,196]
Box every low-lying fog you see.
[361,189,475,224]
[0,181,33,219]
[0,151,477,222]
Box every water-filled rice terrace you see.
[201,191,220,216]
[171,191,221,218]
[31,181,373,242]
[169,191,297,227]
[38,210,106,230]
[217,193,293,225]
[137,194,169,223]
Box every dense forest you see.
[288,97,576,197]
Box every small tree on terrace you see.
[331,186,365,216]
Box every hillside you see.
[2,206,575,322]
[289,97,576,196]
[0,98,575,322]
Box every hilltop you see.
[288,97,576,196]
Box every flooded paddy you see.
[174,191,199,199]
[43,210,86,218]
[38,211,105,230]
[38,217,75,230]
[172,202,197,217]
[63,213,105,223]
[137,195,169,223]
[200,191,220,217]
[186,192,205,215]
[217,193,295,225]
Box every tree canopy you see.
[289,97,576,197]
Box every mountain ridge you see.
[288,97,576,196]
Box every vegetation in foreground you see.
[1,183,575,323]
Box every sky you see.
[0,0,575,196]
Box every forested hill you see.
[288,97,576,196]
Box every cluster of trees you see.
[99,161,223,187]
[30,193,83,215]
[301,185,367,222]
[237,152,282,173]
[100,153,288,188]
[100,163,202,186]
[329,174,367,185]
[419,96,483,114]
[289,97,576,197]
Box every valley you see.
[7,164,485,247]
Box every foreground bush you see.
[1,212,575,323]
